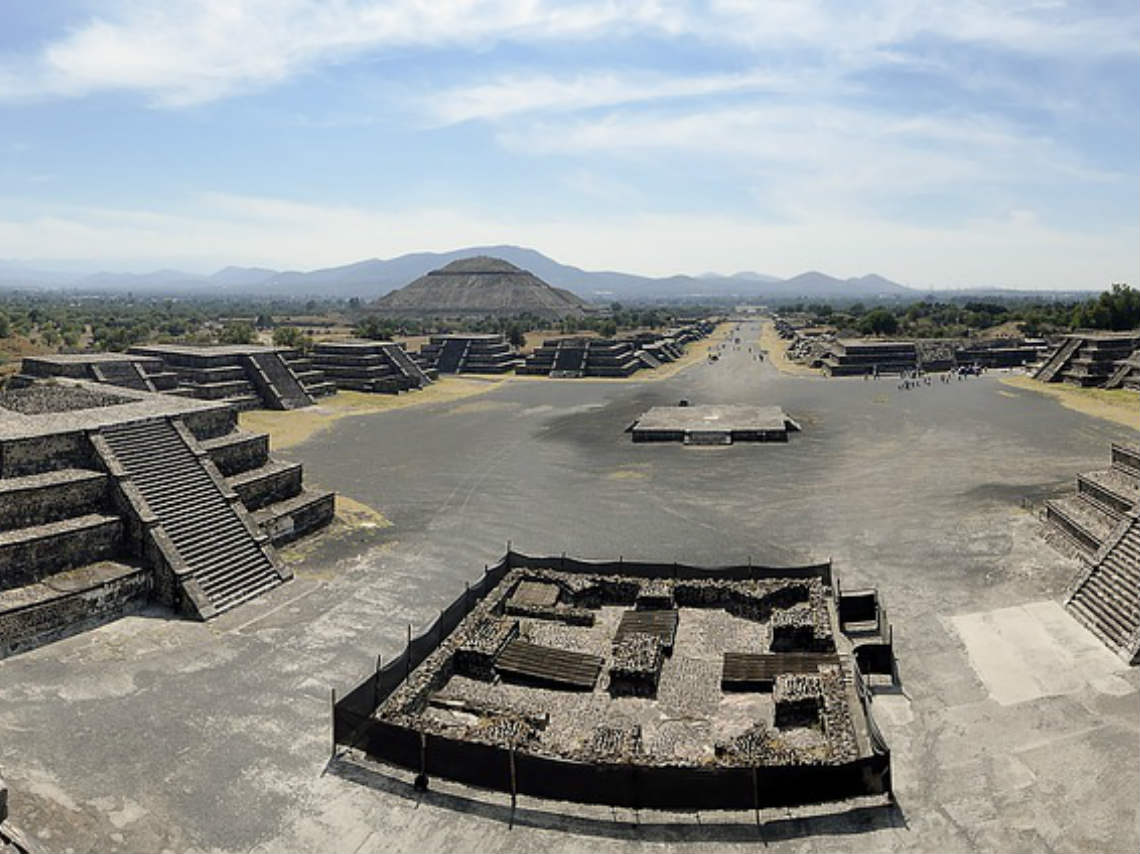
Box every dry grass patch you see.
[1000,375,1138,429]
[239,376,507,449]
[756,320,821,377]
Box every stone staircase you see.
[1034,336,1081,383]
[1105,349,1140,390]
[243,351,313,409]
[635,350,663,369]
[434,338,467,373]
[90,361,155,393]
[99,419,286,618]
[1044,443,1139,557]
[282,354,337,398]
[550,342,587,377]
[1066,513,1140,664]
[378,342,433,388]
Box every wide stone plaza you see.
[0,320,1137,853]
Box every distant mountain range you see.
[0,247,1103,303]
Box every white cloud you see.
[0,192,1134,289]
[0,1,1134,106]
[422,68,836,125]
[492,101,1119,222]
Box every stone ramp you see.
[550,343,586,377]
[433,338,466,373]
[1105,349,1140,390]
[90,361,155,393]
[378,342,432,388]
[635,350,662,369]
[1033,337,1082,383]
[99,419,285,618]
[1066,512,1140,664]
[243,352,313,409]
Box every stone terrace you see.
[0,378,333,657]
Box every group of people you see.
[892,365,985,390]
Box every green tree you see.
[272,325,312,351]
[219,321,254,345]
[858,308,899,336]
[0,312,9,338]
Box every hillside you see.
[1,247,1107,302]
[371,256,591,318]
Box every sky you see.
[0,1,1137,289]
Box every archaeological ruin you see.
[0,378,334,658]
[332,551,895,812]
[309,340,434,393]
[1033,331,1140,389]
[417,334,522,374]
[19,344,336,411]
[819,339,918,377]
[1044,442,1140,663]
[518,323,714,378]
[628,404,802,445]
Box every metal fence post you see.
[373,654,382,711]
[508,744,518,829]
[330,687,337,761]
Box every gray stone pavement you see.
[0,322,1137,852]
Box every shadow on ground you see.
[325,753,906,844]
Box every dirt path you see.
[756,319,820,377]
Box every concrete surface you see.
[0,321,1137,853]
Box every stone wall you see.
[0,471,108,530]
[0,432,93,477]
[0,517,122,589]
[0,565,150,658]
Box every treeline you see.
[0,293,345,351]
[786,284,1139,338]
[354,303,711,344]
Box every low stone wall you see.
[0,517,122,589]
[231,462,302,510]
[0,564,150,658]
[182,407,238,441]
[0,471,109,530]
[204,433,269,476]
[0,431,94,477]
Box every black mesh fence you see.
[505,551,832,585]
[331,550,894,809]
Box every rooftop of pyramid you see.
[428,256,524,275]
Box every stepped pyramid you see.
[372,256,591,319]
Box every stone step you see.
[226,460,303,510]
[253,488,336,545]
[198,431,271,477]
[196,550,272,586]
[211,576,281,615]
[0,468,110,531]
[0,560,150,659]
[1082,572,1140,616]
[1069,596,1130,649]
[173,527,257,560]
[198,563,278,603]
[0,514,122,588]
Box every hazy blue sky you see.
[1,1,1137,288]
